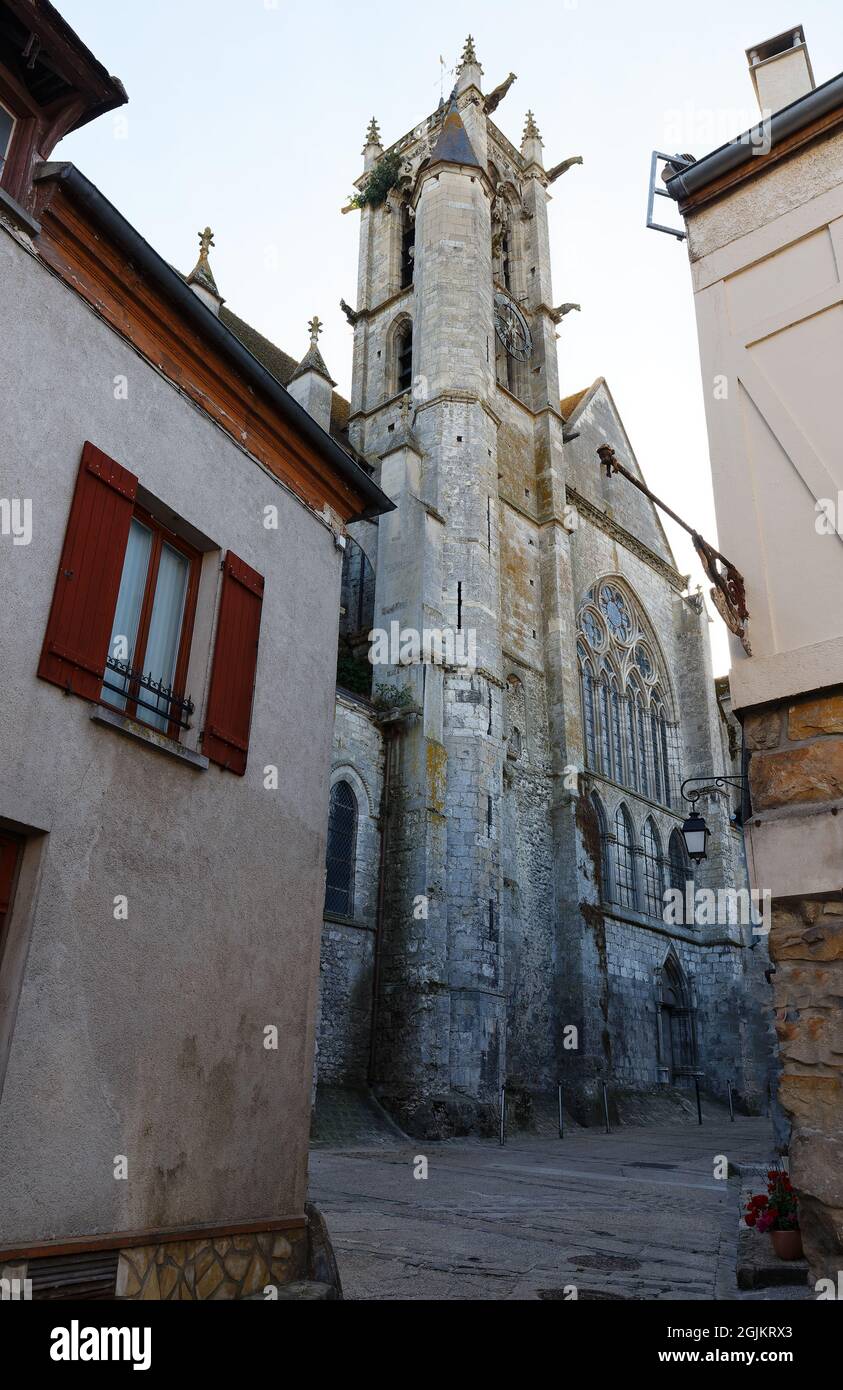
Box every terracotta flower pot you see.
[770,1229,803,1260]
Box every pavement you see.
[308,1115,812,1301]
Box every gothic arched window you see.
[650,709,663,805]
[592,792,611,900]
[578,644,597,771]
[610,678,624,784]
[576,580,679,809]
[393,317,413,395]
[642,817,664,918]
[598,669,612,776]
[668,829,693,898]
[612,803,637,911]
[325,780,358,917]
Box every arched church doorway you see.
[657,951,697,1086]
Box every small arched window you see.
[612,803,637,911]
[395,319,413,394]
[325,780,358,916]
[642,817,664,918]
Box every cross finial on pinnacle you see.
[197,226,215,262]
[364,116,381,146]
[308,315,323,346]
[523,110,541,142]
[460,34,478,67]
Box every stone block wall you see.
[0,1226,308,1302]
[745,689,843,1283]
[315,695,384,1088]
[115,1228,307,1300]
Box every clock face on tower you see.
[494,292,533,362]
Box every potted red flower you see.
[744,1170,802,1259]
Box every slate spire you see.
[428,91,481,170]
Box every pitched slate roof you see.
[219,306,354,455]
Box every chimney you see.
[746,26,815,115]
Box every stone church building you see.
[307,40,772,1138]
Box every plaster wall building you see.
[0,0,388,1300]
[666,26,843,1281]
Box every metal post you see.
[499,1086,506,1147]
[694,1076,703,1126]
[557,1083,564,1139]
[727,1079,735,1123]
[602,1082,610,1135]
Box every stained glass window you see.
[599,584,633,642]
[577,581,680,810]
[325,781,358,916]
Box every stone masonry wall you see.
[745,690,843,1283]
[315,695,384,1088]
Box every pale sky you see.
[56,1,843,675]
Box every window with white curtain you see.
[103,508,198,736]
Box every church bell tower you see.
[343,37,583,1135]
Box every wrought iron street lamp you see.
[680,776,749,863]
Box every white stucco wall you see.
[0,221,342,1243]
[684,134,843,711]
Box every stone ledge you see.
[91,707,209,770]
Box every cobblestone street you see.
[310,1116,810,1301]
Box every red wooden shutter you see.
[203,552,265,776]
[38,443,137,701]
